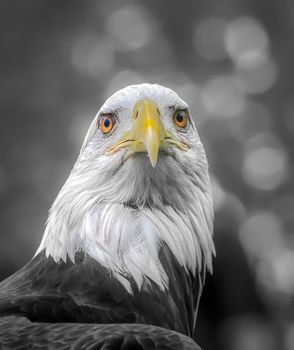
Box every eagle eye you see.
[99,114,115,134]
[173,110,189,129]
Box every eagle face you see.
[77,84,208,208]
[85,83,191,166]
[37,83,215,292]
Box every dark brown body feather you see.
[0,245,202,349]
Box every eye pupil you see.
[176,114,184,123]
[104,118,110,128]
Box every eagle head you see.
[36,84,215,291]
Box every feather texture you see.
[0,245,201,337]
[0,84,214,349]
[0,316,200,350]
[36,84,214,291]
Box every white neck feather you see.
[36,149,214,292]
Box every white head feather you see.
[36,83,215,292]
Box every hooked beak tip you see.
[145,129,160,168]
[149,155,158,168]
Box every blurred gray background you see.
[0,1,294,349]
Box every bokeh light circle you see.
[105,5,153,52]
[224,16,269,68]
[193,17,228,61]
[202,75,245,119]
[242,133,288,191]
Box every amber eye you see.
[99,114,115,134]
[173,110,189,129]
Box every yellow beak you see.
[130,99,165,167]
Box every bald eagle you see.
[0,84,215,349]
